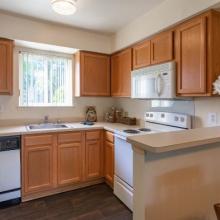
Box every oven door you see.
[114,134,133,187]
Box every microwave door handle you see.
[156,75,162,96]
[154,76,158,95]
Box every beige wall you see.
[194,97,220,128]
[0,47,115,125]
[0,11,112,54]
[112,0,220,51]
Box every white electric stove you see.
[113,112,192,211]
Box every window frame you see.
[18,47,74,107]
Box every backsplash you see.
[115,98,195,127]
[0,97,115,126]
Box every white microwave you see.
[131,61,176,99]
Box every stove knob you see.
[174,116,179,121]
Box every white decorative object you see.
[51,0,77,15]
[213,76,220,95]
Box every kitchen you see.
[1,0,220,220]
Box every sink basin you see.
[27,123,69,130]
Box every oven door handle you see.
[114,133,127,141]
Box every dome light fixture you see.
[51,0,77,15]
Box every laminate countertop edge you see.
[127,126,220,153]
[0,122,140,137]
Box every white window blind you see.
[19,51,73,107]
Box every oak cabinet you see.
[0,38,13,95]
[176,16,206,95]
[57,132,83,186]
[104,131,114,187]
[22,134,55,195]
[85,130,103,180]
[132,31,173,70]
[176,10,220,96]
[150,31,174,65]
[22,130,103,200]
[111,48,132,97]
[133,40,151,69]
[75,51,110,97]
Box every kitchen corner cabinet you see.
[176,10,220,96]
[85,130,103,181]
[104,131,114,188]
[75,51,110,97]
[111,48,132,97]
[0,38,13,95]
[22,134,55,195]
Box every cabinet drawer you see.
[58,132,82,144]
[86,130,101,140]
[104,131,114,143]
[23,134,54,146]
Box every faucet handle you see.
[44,115,49,123]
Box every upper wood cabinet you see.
[150,31,174,65]
[132,31,174,70]
[111,48,132,97]
[75,51,110,97]
[176,10,220,96]
[22,134,55,195]
[133,40,151,69]
[0,38,13,95]
[57,132,83,187]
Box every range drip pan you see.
[123,129,141,134]
[138,128,151,132]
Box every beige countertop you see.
[0,122,140,137]
[127,126,220,153]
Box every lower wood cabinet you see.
[104,131,114,187]
[57,132,84,186]
[22,130,104,200]
[22,134,55,194]
[85,130,103,180]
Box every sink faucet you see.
[44,115,49,124]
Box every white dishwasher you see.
[0,136,21,208]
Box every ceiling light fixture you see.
[51,0,77,15]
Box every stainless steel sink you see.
[27,123,69,130]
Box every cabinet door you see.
[111,48,132,97]
[176,17,207,95]
[57,142,83,186]
[85,140,103,180]
[79,51,110,96]
[0,39,13,95]
[104,140,114,186]
[150,31,173,65]
[133,40,151,69]
[23,145,54,194]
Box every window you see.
[19,50,73,107]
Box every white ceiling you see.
[0,0,165,34]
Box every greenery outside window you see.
[19,50,73,107]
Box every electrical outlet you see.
[208,112,217,126]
